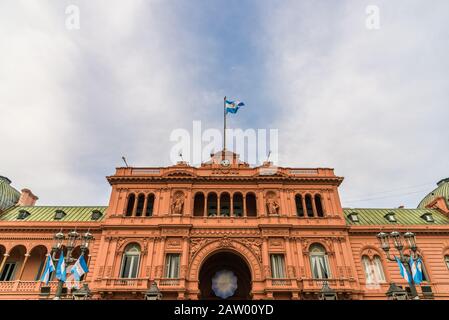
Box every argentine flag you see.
[55,251,67,282]
[395,257,412,284]
[225,100,245,114]
[71,255,89,281]
[410,257,423,285]
[40,255,55,284]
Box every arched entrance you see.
[199,251,251,300]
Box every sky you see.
[0,0,448,208]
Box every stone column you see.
[17,253,30,280]
[301,196,307,217]
[311,196,318,217]
[230,194,234,217]
[142,195,149,217]
[0,254,9,276]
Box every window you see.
[17,210,30,220]
[445,255,449,270]
[295,195,304,217]
[220,193,231,217]
[233,193,243,217]
[314,194,324,217]
[135,194,145,217]
[146,194,154,217]
[305,195,314,217]
[270,254,286,279]
[207,193,218,216]
[91,210,103,221]
[165,254,180,279]
[54,210,66,220]
[310,244,331,279]
[421,213,434,223]
[120,244,141,279]
[125,194,135,216]
[0,263,16,281]
[362,255,386,284]
[384,212,396,222]
[193,193,205,217]
[246,193,257,217]
[347,212,359,222]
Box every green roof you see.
[0,176,20,212]
[418,178,449,209]
[0,206,107,222]
[344,208,449,225]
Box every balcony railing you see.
[0,280,60,294]
[159,278,181,287]
[301,278,354,291]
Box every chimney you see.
[17,189,38,207]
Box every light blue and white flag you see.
[395,257,411,284]
[71,255,89,281]
[225,100,245,114]
[40,254,55,284]
[410,257,423,285]
[66,254,89,290]
[55,251,67,282]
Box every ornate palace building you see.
[1,150,449,300]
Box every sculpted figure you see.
[172,196,184,214]
[267,198,280,215]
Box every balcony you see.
[0,281,62,298]
[301,278,354,292]
[96,278,149,292]
[266,278,297,290]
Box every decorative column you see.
[142,195,149,217]
[132,194,138,216]
[301,196,307,217]
[17,253,31,280]
[243,195,247,217]
[204,194,208,217]
[230,195,234,217]
[217,194,221,216]
[0,253,9,275]
[311,196,318,217]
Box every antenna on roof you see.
[178,152,184,162]
[122,156,129,168]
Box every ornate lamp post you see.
[51,230,92,300]
[319,281,337,300]
[145,281,162,300]
[376,231,420,299]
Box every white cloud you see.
[259,1,449,208]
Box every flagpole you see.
[223,96,227,152]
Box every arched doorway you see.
[199,251,252,300]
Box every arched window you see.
[305,195,314,217]
[146,194,154,217]
[295,194,304,217]
[314,194,324,217]
[193,193,205,217]
[207,193,218,216]
[135,194,145,217]
[233,193,243,217]
[125,194,135,216]
[310,244,331,279]
[120,244,141,279]
[220,193,230,217]
[246,193,257,217]
[362,255,386,284]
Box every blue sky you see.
[0,1,448,208]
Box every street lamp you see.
[145,281,162,300]
[51,229,92,300]
[72,283,92,300]
[386,282,408,300]
[376,231,420,299]
[319,281,337,300]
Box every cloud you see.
[258,0,449,208]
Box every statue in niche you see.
[266,198,280,215]
[172,194,184,214]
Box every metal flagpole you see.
[223,96,227,152]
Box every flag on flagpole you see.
[67,254,89,290]
[40,254,55,284]
[72,255,89,281]
[395,257,412,284]
[55,251,67,282]
[225,100,245,114]
[410,257,423,285]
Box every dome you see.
[418,178,449,209]
[0,176,20,212]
